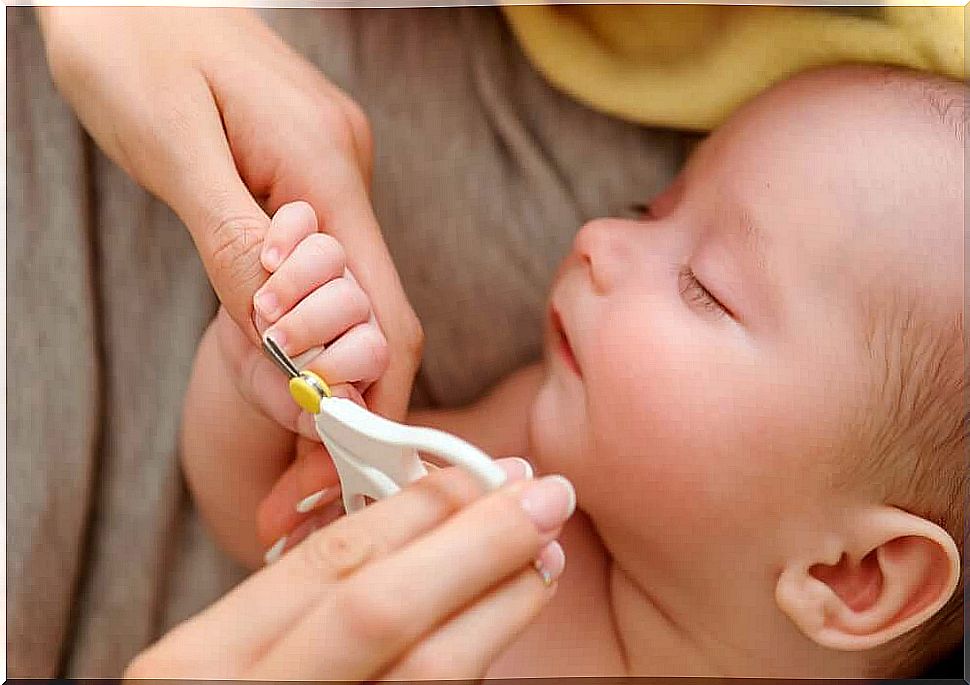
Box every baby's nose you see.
[572,218,635,294]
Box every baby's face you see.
[530,73,962,615]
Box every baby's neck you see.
[603,531,875,678]
[608,564,726,676]
[490,509,874,679]
[483,512,724,678]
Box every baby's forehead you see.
[702,68,963,290]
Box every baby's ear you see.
[774,507,960,651]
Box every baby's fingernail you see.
[518,475,576,533]
[297,412,318,440]
[292,346,325,369]
[254,290,279,319]
[534,540,566,586]
[329,384,352,399]
[262,247,281,271]
[265,328,287,352]
[296,486,339,513]
[254,311,271,335]
[498,457,534,481]
[263,536,288,565]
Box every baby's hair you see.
[879,64,968,148]
[917,73,968,146]
[840,66,967,677]
[861,307,966,676]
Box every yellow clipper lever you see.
[262,334,331,415]
[289,370,332,414]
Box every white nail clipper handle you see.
[314,397,507,514]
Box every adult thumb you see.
[145,84,271,344]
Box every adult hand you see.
[124,461,574,680]
[37,7,422,421]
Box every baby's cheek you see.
[579,322,762,537]
[529,376,590,478]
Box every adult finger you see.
[145,73,270,344]
[202,459,530,665]
[262,499,346,566]
[250,473,574,679]
[382,543,564,680]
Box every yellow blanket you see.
[502,5,965,130]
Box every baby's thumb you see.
[329,383,367,408]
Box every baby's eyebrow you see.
[736,207,769,274]
[724,204,779,323]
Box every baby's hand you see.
[254,201,389,401]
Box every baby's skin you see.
[183,65,964,679]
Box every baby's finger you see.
[261,201,318,272]
[329,382,366,406]
[265,277,371,358]
[256,441,342,550]
[382,543,563,680]
[302,321,388,386]
[254,233,346,324]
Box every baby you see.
[181,64,965,678]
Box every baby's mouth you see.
[551,308,582,377]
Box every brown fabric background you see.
[6,6,685,677]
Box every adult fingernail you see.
[263,536,288,565]
[262,247,281,271]
[534,540,566,586]
[497,457,534,481]
[518,475,576,533]
[296,486,339,513]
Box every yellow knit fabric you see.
[501,4,965,130]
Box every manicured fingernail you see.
[265,328,287,352]
[262,247,281,271]
[498,457,534,481]
[254,290,279,319]
[534,540,566,586]
[519,475,576,533]
[263,536,288,565]
[296,486,339,513]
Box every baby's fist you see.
[254,201,388,397]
